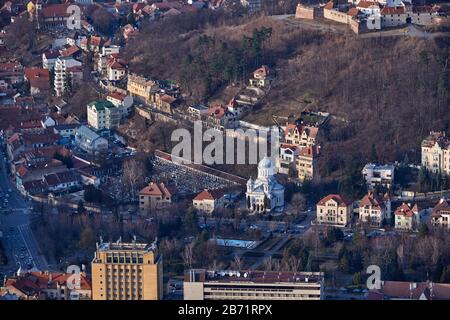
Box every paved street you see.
[0,146,48,275]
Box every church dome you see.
[258,156,273,169]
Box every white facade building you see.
[54,57,82,97]
[246,157,285,213]
[362,163,395,190]
[87,100,121,130]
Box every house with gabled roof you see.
[249,65,275,88]
[394,202,421,230]
[316,194,353,227]
[431,198,450,230]
[193,188,227,214]
[359,191,391,227]
[139,182,176,214]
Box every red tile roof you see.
[431,198,450,218]
[139,182,175,198]
[194,189,225,201]
[41,4,70,18]
[356,1,379,9]
[60,45,80,57]
[394,202,417,217]
[299,145,319,158]
[24,67,50,90]
[108,91,126,101]
[254,65,271,78]
[360,191,385,210]
[317,194,352,207]
[381,6,405,15]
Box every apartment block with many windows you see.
[91,240,163,300]
[184,269,323,300]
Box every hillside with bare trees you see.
[123,12,450,194]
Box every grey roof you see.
[76,125,100,140]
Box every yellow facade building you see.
[127,73,159,105]
[91,239,163,300]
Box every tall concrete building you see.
[184,269,323,300]
[91,239,163,300]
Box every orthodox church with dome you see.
[246,156,285,213]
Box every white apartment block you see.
[54,57,82,97]
[87,100,121,130]
[362,163,395,190]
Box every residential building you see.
[359,191,391,227]
[53,123,79,138]
[153,92,177,114]
[24,67,50,95]
[362,163,395,190]
[431,198,450,230]
[107,91,134,118]
[202,104,236,131]
[184,269,323,300]
[87,100,121,130]
[249,65,274,88]
[284,123,318,148]
[246,157,285,213]
[91,240,163,300]
[1,270,91,300]
[296,145,319,182]
[187,104,209,121]
[316,194,353,227]
[368,280,450,300]
[40,3,71,29]
[127,73,159,104]
[421,131,450,175]
[107,57,127,81]
[54,56,83,97]
[394,202,420,231]
[277,143,299,175]
[74,125,108,154]
[42,50,60,70]
[192,189,226,214]
[44,170,80,193]
[101,45,120,57]
[139,182,175,214]
[240,0,262,13]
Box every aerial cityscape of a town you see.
[0,0,449,309]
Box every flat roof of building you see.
[97,241,156,253]
[185,269,323,284]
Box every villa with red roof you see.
[431,198,450,230]
[394,202,421,230]
[139,182,176,214]
[249,65,275,88]
[316,194,353,227]
[359,191,391,227]
[193,189,227,214]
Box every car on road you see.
[8,188,12,193]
